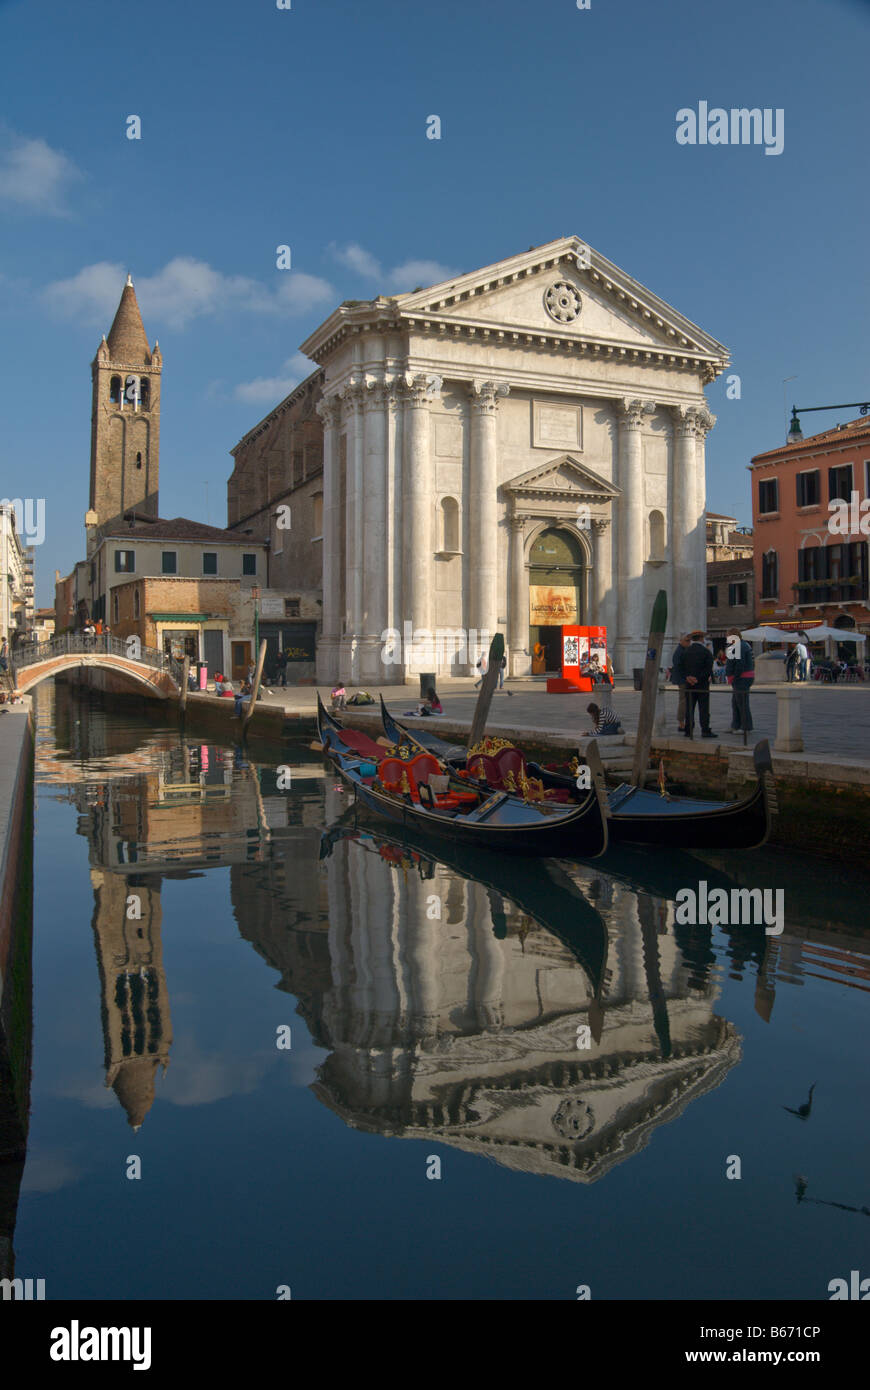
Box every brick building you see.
[706,557,754,646]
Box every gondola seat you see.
[468,749,573,802]
[336,728,386,759]
[378,753,477,808]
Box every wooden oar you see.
[630,590,667,787]
[467,632,505,750]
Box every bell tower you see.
[89,274,161,529]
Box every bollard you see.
[774,685,803,752]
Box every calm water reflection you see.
[15,683,870,1299]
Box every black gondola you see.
[315,693,608,858]
[379,696,776,852]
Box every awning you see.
[149,613,212,622]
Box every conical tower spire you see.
[106,274,151,364]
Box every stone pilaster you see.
[694,407,715,628]
[469,379,509,648]
[591,518,612,626]
[508,514,527,674]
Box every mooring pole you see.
[242,639,268,733]
[467,632,505,750]
[180,656,190,713]
[630,590,668,788]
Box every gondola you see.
[315,694,608,858]
[379,697,776,852]
[320,807,609,999]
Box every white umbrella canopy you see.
[801,624,866,642]
[740,626,797,642]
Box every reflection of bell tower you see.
[89,275,161,530]
[90,869,172,1130]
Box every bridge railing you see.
[11,633,185,688]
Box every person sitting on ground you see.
[214,672,235,697]
[586,701,622,736]
[331,684,346,711]
[419,686,443,716]
[234,679,253,718]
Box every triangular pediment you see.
[395,237,727,362]
[504,455,621,501]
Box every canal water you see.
[13,684,870,1300]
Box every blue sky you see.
[1,0,868,604]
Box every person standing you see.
[725,629,755,733]
[785,644,798,683]
[276,648,288,688]
[473,652,488,688]
[497,654,506,689]
[682,630,716,738]
[670,633,691,731]
[794,638,808,682]
[0,638,7,673]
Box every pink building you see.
[750,415,870,650]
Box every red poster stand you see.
[546,625,608,693]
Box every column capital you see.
[509,514,526,532]
[316,395,343,428]
[591,517,610,534]
[616,397,656,429]
[363,378,390,410]
[402,372,442,407]
[670,402,714,437]
[338,380,365,416]
[470,379,510,412]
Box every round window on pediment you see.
[544,281,582,324]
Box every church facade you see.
[233,236,729,681]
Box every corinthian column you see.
[359,380,389,682]
[315,394,342,681]
[615,398,653,670]
[402,373,441,667]
[469,379,509,649]
[670,405,699,635]
[591,518,612,625]
[508,514,527,674]
[339,382,365,681]
[694,407,715,630]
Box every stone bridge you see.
[9,634,183,700]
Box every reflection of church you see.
[230,808,741,1183]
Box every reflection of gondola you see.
[380,697,775,851]
[316,695,609,858]
[320,807,609,1000]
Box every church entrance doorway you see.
[528,527,585,674]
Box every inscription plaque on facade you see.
[532,401,582,450]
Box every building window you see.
[758,479,779,514]
[707,584,718,608]
[796,470,820,507]
[828,463,853,503]
[112,592,119,624]
[285,598,301,617]
[135,451,143,471]
[133,589,140,618]
[242,553,257,575]
[110,376,122,404]
[161,551,177,575]
[203,552,218,575]
[728,582,747,606]
[761,550,778,598]
[139,378,150,409]
[312,494,323,538]
[796,541,868,603]
[114,550,135,573]
[648,509,665,561]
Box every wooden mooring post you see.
[242,640,268,733]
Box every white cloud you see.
[0,130,83,215]
[234,352,317,404]
[386,258,457,292]
[327,240,383,278]
[327,241,457,294]
[42,257,336,330]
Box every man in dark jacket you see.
[682,631,716,738]
[725,629,755,732]
[670,633,691,730]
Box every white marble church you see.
[297,235,728,682]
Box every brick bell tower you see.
[89,274,161,530]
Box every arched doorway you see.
[833,613,857,661]
[528,527,586,673]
